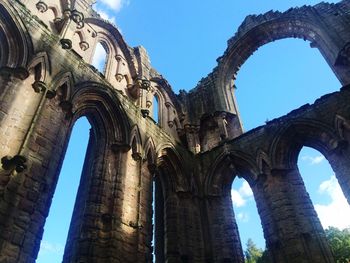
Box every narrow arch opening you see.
[298,147,350,227]
[231,177,265,261]
[234,38,341,131]
[36,117,91,263]
[153,95,160,124]
[92,42,109,74]
[153,175,165,262]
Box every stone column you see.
[327,144,350,205]
[164,193,180,263]
[252,168,335,263]
[205,194,244,263]
[0,91,70,262]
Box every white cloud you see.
[237,212,250,222]
[92,43,107,72]
[239,181,253,197]
[38,241,64,255]
[99,0,129,12]
[231,181,253,208]
[314,175,350,230]
[231,189,246,207]
[96,8,116,24]
[301,155,325,165]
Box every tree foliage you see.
[325,227,350,263]
[245,239,263,263]
[245,226,350,263]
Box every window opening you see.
[36,117,91,263]
[92,42,109,74]
[153,95,159,124]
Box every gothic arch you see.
[217,6,344,107]
[270,118,341,169]
[144,137,156,164]
[0,1,32,74]
[27,52,51,82]
[51,71,75,101]
[205,150,258,196]
[129,125,142,158]
[71,82,131,144]
[156,145,190,193]
[85,17,137,77]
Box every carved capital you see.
[141,109,150,118]
[1,155,27,173]
[71,10,84,24]
[36,1,48,13]
[60,39,72,50]
[32,81,47,93]
[79,41,89,51]
[132,152,142,161]
[115,73,124,82]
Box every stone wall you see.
[0,0,349,262]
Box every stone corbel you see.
[141,109,150,118]
[32,81,47,93]
[79,41,89,51]
[60,38,72,50]
[36,1,48,13]
[131,152,142,161]
[71,9,85,29]
[1,155,27,173]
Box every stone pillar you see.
[205,194,244,263]
[252,168,335,263]
[164,193,181,263]
[0,91,70,262]
[327,144,350,205]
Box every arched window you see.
[91,42,109,74]
[235,39,340,131]
[153,94,160,124]
[231,177,265,259]
[298,147,350,230]
[36,117,91,263]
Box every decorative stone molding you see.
[32,81,47,93]
[36,1,48,13]
[60,39,72,50]
[141,109,150,118]
[79,41,89,51]
[71,10,85,29]
[1,155,27,173]
[132,152,142,161]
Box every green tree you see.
[325,226,350,263]
[245,239,263,263]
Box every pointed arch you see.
[129,125,142,158]
[84,17,137,77]
[0,1,32,70]
[270,118,341,169]
[27,52,51,82]
[72,82,131,145]
[156,144,190,193]
[205,150,258,196]
[51,71,75,102]
[144,137,156,164]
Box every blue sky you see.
[37,0,350,262]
